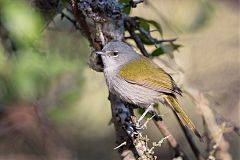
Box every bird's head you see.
[96,41,139,69]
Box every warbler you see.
[97,41,201,139]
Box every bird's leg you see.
[136,104,154,128]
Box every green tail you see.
[164,95,202,140]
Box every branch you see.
[153,119,190,160]
[193,93,232,160]
[130,0,144,8]
[110,94,158,160]
[60,11,81,30]
[109,94,137,160]
[124,17,177,58]
[124,17,150,57]
[138,27,177,45]
[173,113,204,160]
[70,0,95,47]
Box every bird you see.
[96,40,201,139]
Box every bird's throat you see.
[103,67,119,91]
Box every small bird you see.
[97,41,201,139]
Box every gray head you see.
[96,41,140,69]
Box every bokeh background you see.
[0,0,239,160]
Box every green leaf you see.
[162,43,182,53]
[119,0,131,15]
[137,33,154,45]
[139,19,150,31]
[173,43,182,50]
[138,18,163,36]
[151,47,165,57]
[124,6,131,15]
[151,43,182,57]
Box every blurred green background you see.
[0,0,239,160]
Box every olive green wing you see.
[118,56,181,95]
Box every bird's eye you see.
[112,51,119,57]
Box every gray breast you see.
[104,68,163,108]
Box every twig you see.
[202,116,212,152]
[125,16,178,57]
[110,96,161,159]
[130,0,144,8]
[193,93,231,160]
[156,38,177,43]
[109,94,141,160]
[148,135,171,154]
[124,17,149,57]
[184,90,240,137]
[138,27,177,47]
[205,100,240,136]
[153,119,190,160]
[173,112,204,160]
[207,123,226,160]
[138,27,157,48]
[114,141,127,150]
[140,115,155,129]
[60,11,81,30]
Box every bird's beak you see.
[96,51,106,55]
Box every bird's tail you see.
[163,95,202,140]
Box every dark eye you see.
[112,51,119,57]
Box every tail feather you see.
[163,95,202,140]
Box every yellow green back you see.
[119,56,180,94]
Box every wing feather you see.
[118,56,181,95]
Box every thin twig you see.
[109,94,140,160]
[138,27,177,47]
[194,93,231,160]
[138,27,157,48]
[124,18,149,57]
[130,0,144,8]
[173,111,204,160]
[60,11,81,30]
[184,90,240,136]
[148,135,171,154]
[202,116,212,152]
[153,119,190,160]
[114,142,127,150]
